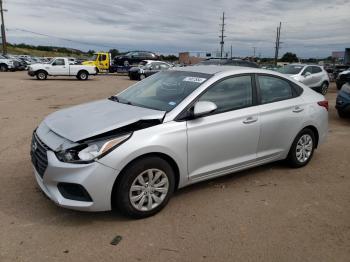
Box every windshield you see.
[91,54,98,61]
[279,65,304,74]
[116,71,212,112]
[139,61,148,66]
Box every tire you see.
[114,156,176,218]
[36,71,47,80]
[77,70,89,80]
[320,82,329,95]
[0,64,8,72]
[286,128,316,168]
[337,109,348,118]
[139,74,146,80]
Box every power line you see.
[9,28,118,49]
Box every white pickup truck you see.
[28,57,97,80]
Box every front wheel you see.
[139,74,146,80]
[36,71,47,80]
[114,157,175,218]
[287,128,316,168]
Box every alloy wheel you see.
[129,169,169,212]
[296,134,313,163]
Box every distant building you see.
[332,48,350,64]
[178,52,205,65]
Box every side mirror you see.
[193,101,217,117]
[304,72,311,77]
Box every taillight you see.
[317,100,329,111]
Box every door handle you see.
[293,106,304,113]
[243,116,258,124]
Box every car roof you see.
[171,65,272,75]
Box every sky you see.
[2,0,350,58]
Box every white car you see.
[0,55,16,72]
[28,57,97,80]
[279,64,330,95]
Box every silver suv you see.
[31,66,328,218]
[279,64,330,95]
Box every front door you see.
[49,58,68,75]
[186,75,260,181]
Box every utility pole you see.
[219,12,226,59]
[0,0,7,55]
[274,22,282,66]
[230,44,232,59]
[253,47,256,57]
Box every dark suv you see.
[113,51,158,66]
[196,58,259,68]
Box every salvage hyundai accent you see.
[31,66,328,218]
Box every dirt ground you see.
[0,72,349,262]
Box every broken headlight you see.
[56,133,132,163]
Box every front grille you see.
[30,132,50,178]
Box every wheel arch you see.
[78,69,89,76]
[36,69,48,75]
[110,152,181,208]
[302,125,319,148]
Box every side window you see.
[52,59,65,66]
[312,66,322,74]
[99,54,107,61]
[258,75,293,104]
[198,75,253,114]
[302,66,312,75]
[160,63,169,69]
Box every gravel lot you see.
[0,72,349,262]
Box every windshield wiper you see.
[108,95,119,102]
[108,96,134,106]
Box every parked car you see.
[197,58,259,68]
[31,66,328,218]
[336,82,350,118]
[336,69,350,90]
[4,54,27,71]
[0,55,16,72]
[27,57,97,80]
[114,51,158,67]
[279,64,330,95]
[128,60,172,80]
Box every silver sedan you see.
[31,66,328,218]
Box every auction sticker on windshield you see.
[183,77,207,83]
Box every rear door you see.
[187,75,260,181]
[255,74,305,159]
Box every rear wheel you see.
[320,82,329,95]
[36,71,47,80]
[139,74,146,80]
[77,71,89,80]
[114,157,175,218]
[0,64,8,72]
[287,128,316,168]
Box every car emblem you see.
[32,141,38,151]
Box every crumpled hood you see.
[44,99,165,142]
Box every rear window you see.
[279,65,304,74]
